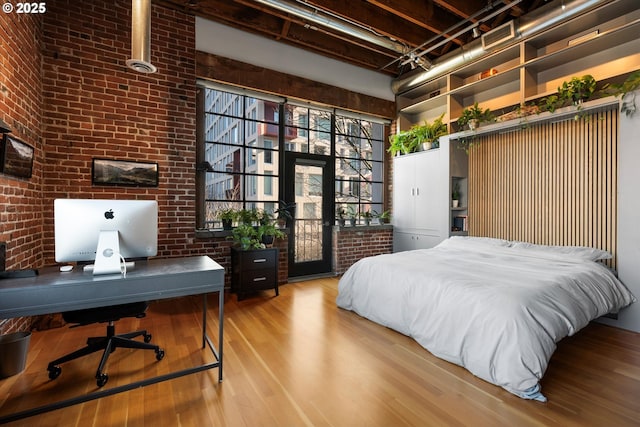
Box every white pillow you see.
[510,241,612,261]
[438,236,513,248]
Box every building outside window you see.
[199,84,386,229]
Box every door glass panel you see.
[294,164,323,263]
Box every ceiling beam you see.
[196,51,396,118]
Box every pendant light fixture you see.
[126,0,157,73]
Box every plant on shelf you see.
[603,70,640,117]
[451,181,461,208]
[410,113,448,151]
[388,130,415,156]
[558,74,596,106]
[216,207,237,230]
[457,102,494,131]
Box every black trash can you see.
[0,331,31,378]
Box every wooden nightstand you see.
[230,247,279,300]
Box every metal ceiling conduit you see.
[251,0,411,55]
[391,0,609,95]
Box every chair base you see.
[47,323,165,388]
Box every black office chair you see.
[47,302,165,387]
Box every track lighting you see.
[472,27,481,38]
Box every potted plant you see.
[336,206,346,226]
[371,210,390,225]
[603,70,640,117]
[452,181,461,208]
[229,223,263,250]
[237,208,260,226]
[388,131,411,156]
[257,223,285,247]
[558,74,596,106]
[274,200,295,228]
[457,102,494,130]
[360,210,373,226]
[216,208,237,230]
[346,205,357,226]
[411,113,447,151]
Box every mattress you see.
[336,236,636,401]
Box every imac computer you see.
[54,199,158,275]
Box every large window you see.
[198,84,387,229]
[334,115,385,218]
[201,87,281,228]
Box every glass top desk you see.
[0,255,224,424]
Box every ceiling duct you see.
[126,0,157,73]
[252,0,410,55]
[481,21,515,50]
[392,0,609,95]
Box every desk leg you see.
[202,294,207,349]
[218,289,224,382]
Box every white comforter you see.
[336,237,636,401]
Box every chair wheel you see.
[48,365,62,380]
[156,349,165,361]
[96,373,109,387]
[144,334,152,343]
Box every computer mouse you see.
[59,265,73,272]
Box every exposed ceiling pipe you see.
[391,0,609,95]
[251,0,411,56]
[126,0,157,73]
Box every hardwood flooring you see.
[1,277,639,426]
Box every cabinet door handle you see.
[253,258,267,263]
[416,187,419,196]
[253,277,267,282]
[411,188,415,196]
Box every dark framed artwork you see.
[1,134,34,179]
[92,158,159,187]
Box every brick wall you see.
[40,0,201,263]
[0,12,44,335]
[332,225,393,275]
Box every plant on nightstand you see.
[229,224,263,250]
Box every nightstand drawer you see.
[240,249,277,271]
[243,269,277,291]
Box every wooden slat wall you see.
[468,108,618,267]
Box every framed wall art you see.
[92,158,159,187]
[1,134,34,179]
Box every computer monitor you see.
[54,199,158,275]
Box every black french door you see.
[284,153,333,277]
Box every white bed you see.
[336,236,636,401]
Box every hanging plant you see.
[603,70,640,117]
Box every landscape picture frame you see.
[92,158,159,187]
[1,134,34,179]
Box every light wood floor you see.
[1,277,639,426]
